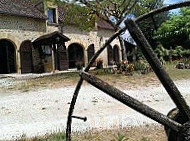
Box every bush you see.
[133,59,152,74]
[116,60,135,75]
[96,58,103,69]
[75,61,83,70]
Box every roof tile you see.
[0,0,46,20]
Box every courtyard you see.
[0,64,190,140]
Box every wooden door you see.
[20,41,33,73]
[57,44,68,70]
[107,45,113,66]
[113,45,120,63]
[87,44,96,67]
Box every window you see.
[47,8,57,23]
[42,45,51,55]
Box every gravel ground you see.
[0,79,190,140]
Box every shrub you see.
[75,61,83,70]
[116,60,128,72]
[96,58,103,69]
[133,59,152,74]
[127,64,134,73]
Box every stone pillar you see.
[17,49,21,74]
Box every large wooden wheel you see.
[66,2,190,141]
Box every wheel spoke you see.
[136,1,190,23]
[125,19,190,120]
[80,72,182,132]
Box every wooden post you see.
[55,44,58,70]
[132,46,137,62]
[51,44,55,73]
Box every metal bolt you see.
[72,116,87,122]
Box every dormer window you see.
[47,8,57,23]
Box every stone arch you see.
[20,40,33,73]
[0,33,21,50]
[113,44,120,64]
[68,43,85,68]
[0,33,23,73]
[66,39,87,50]
[0,39,17,74]
[107,45,113,66]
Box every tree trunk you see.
[118,36,127,61]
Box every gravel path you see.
[0,79,190,140]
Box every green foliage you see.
[155,7,190,47]
[141,137,151,141]
[133,60,147,71]
[45,133,66,141]
[133,59,152,74]
[133,0,168,46]
[154,43,190,61]
[63,4,95,31]
[114,133,126,141]
[133,0,165,16]
[154,43,169,59]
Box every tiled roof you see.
[0,0,46,20]
[0,0,114,30]
[97,17,114,30]
[33,31,70,45]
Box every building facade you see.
[0,0,121,74]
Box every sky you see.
[164,0,184,13]
[164,0,183,4]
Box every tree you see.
[73,0,167,59]
[132,0,168,48]
[155,7,190,49]
[70,0,140,61]
[62,4,96,31]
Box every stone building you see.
[0,0,121,74]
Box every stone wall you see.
[0,14,60,73]
[63,26,121,67]
[0,13,121,73]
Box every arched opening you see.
[87,44,95,67]
[107,45,113,66]
[68,43,84,68]
[113,45,120,64]
[0,39,16,74]
[20,40,33,73]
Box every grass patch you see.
[2,64,190,93]
[18,125,166,141]
[165,63,190,80]
[2,72,80,93]
[18,132,66,141]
